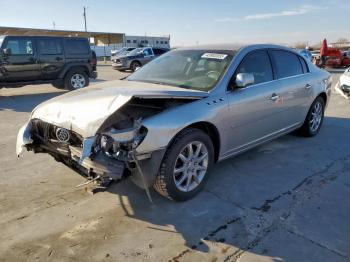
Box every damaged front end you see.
[16,97,195,190]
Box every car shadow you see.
[0,91,66,113]
[101,116,350,260]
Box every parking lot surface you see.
[0,64,349,262]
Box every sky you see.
[0,0,349,46]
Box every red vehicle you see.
[325,48,350,68]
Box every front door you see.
[1,37,41,82]
[141,47,154,65]
[37,38,65,80]
[223,49,287,157]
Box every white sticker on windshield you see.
[201,53,228,60]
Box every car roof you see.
[177,43,295,53]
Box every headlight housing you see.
[98,124,148,158]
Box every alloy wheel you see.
[70,73,86,89]
[173,141,209,192]
[309,101,323,132]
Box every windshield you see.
[127,49,234,91]
[115,47,128,54]
[127,48,144,56]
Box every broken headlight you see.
[98,124,148,159]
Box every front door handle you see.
[305,84,312,89]
[269,93,280,101]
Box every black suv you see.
[0,35,97,90]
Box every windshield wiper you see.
[128,79,193,89]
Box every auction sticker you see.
[201,53,228,60]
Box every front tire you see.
[298,96,325,137]
[130,61,141,72]
[64,69,89,91]
[153,128,214,201]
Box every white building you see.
[124,35,170,48]
[91,35,171,57]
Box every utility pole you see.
[53,22,56,30]
[83,6,88,32]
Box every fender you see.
[58,62,93,79]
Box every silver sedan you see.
[17,44,332,201]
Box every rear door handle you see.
[305,84,312,89]
[269,93,279,101]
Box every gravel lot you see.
[0,64,349,262]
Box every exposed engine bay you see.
[21,97,198,191]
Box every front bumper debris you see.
[16,121,33,157]
[70,145,124,180]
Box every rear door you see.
[1,36,41,81]
[37,37,65,80]
[268,49,313,126]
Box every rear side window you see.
[5,38,33,55]
[270,50,303,78]
[235,50,273,85]
[38,39,62,55]
[66,39,89,55]
[153,48,167,56]
[299,57,309,73]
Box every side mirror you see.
[235,73,254,88]
[3,48,12,56]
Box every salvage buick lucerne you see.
[17,44,331,201]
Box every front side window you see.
[270,50,303,79]
[235,50,273,85]
[5,38,33,55]
[38,39,62,55]
[128,49,234,91]
[143,48,153,56]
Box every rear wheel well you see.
[187,122,220,162]
[318,92,327,105]
[65,66,89,77]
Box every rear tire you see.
[64,69,89,91]
[153,128,214,201]
[297,96,325,137]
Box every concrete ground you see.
[0,64,349,262]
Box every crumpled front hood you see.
[31,80,208,137]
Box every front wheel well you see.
[185,122,221,162]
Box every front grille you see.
[31,119,54,141]
[31,119,83,146]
